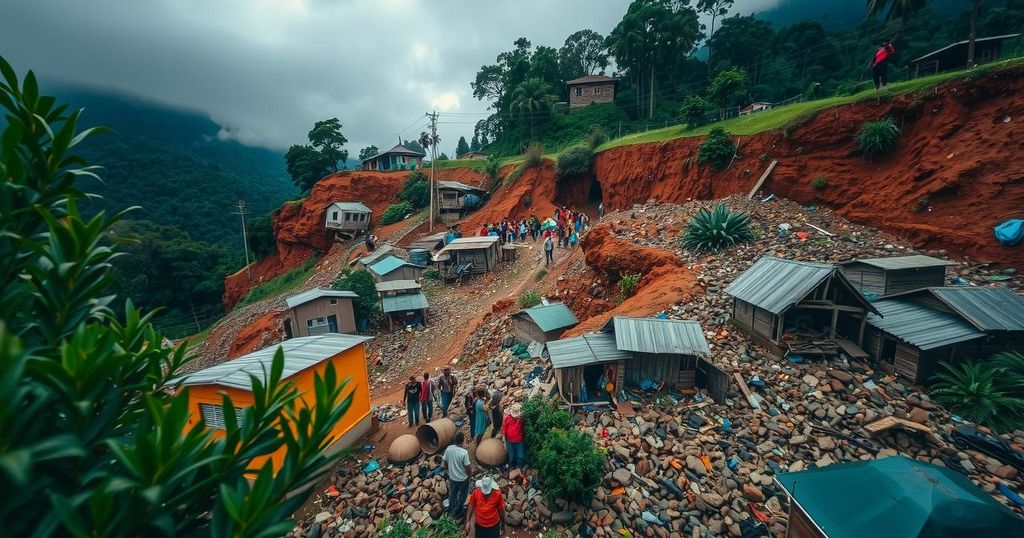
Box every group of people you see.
[475,206,594,268]
[404,368,458,425]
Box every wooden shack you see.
[437,180,487,214]
[325,202,372,235]
[909,34,1021,78]
[434,236,500,275]
[841,255,952,298]
[282,288,359,338]
[725,256,879,358]
[511,302,579,343]
[376,280,428,330]
[547,317,726,404]
[368,255,425,283]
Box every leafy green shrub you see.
[483,155,502,189]
[522,397,573,465]
[679,95,712,127]
[534,268,547,282]
[518,289,541,308]
[376,517,413,538]
[400,172,429,209]
[587,126,609,148]
[555,144,594,177]
[931,358,1024,433]
[681,204,754,252]
[697,128,735,170]
[857,118,900,160]
[811,176,828,190]
[616,273,641,302]
[523,142,544,168]
[536,428,604,503]
[333,268,380,326]
[381,202,413,225]
[421,514,460,538]
[422,268,439,280]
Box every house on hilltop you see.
[325,202,372,235]
[566,75,617,108]
[361,143,425,171]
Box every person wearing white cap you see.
[501,403,525,471]
[465,476,505,537]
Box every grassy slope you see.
[597,58,1024,151]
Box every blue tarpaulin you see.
[995,219,1024,246]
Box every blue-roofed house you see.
[511,302,579,343]
[368,255,425,283]
[375,280,429,330]
[725,256,878,358]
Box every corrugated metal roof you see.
[513,302,579,332]
[725,257,836,314]
[867,299,985,350]
[381,292,429,313]
[929,287,1024,332]
[371,143,426,158]
[369,255,424,276]
[603,317,710,356]
[843,255,954,270]
[566,74,617,85]
[436,236,500,254]
[438,180,486,193]
[375,280,421,292]
[285,288,358,309]
[547,332,631,369]
[359,245,394,266]
[330,202,372,213]
[910,34,1021,63]
[167,334,372,391]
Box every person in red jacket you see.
[871,39,895,89]
[501,403,525,471]
[466,476,504,537]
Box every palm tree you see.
[866,0,928,32]
[931,360,1024,432]
[509,78,557,140]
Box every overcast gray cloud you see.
[1,0,781,154]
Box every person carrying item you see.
[871,39,895,89]
[488,389,503,438]
[420,372,434,422]
[405,375,421,427]
[443,431,472,518]
[465,476,505,537]
[544,233,554,266]
[473,388,489,445]
[438,367,457,418]
[501,403,526,471]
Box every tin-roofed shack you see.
[282,288,359,338]
[434,236,500,276]
[511,302,579,343]
[840,255,953,298]
[437,180,487,215]
[375,280,428,330]
[325,202,372,235]
[725,256,878,358]
[368,255,425,283]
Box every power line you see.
[235,200,252,283]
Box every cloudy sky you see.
[2,0,783,154]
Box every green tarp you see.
[776,456,1024,538]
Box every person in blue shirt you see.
[473,388,489,445]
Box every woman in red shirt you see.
[501,403,525,470]
[466,476,504,537]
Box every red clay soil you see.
[226,310,283,359]
[460,162,562,229]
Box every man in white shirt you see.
[442,431,472,518]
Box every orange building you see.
[170,334,373,472]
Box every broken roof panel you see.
[438,180,487,193]
[167,334,372,391]
[512,302,579,332]
[375,280,422,292]
[285,288,358,309]
[359,245,394,266]
[603,317,710,356]
[547,333,631,369]
[867,298,984,350]
[842,255,954,270]
[724,257,836,314]
[381,292,429,313]
[929,287,1024,332]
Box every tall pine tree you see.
[456,136,470,157]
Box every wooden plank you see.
[832,338,869,359]
[747,159,778,198]
[733,372,763,412]
[863,416,933,435]
[805,223,834,237]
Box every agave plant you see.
[680,204,754,252]
[930,360,1024,432]
[856,117,900,160]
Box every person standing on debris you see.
[488,389,503,438]
[438,367,457,418]
[598,201,605,219]
[501,403,525,471]
[405,375,421,427]
[543,233,554,266]
[420,372,434,422]
[473,388,489,445]
[443,431,472,518]
[464,389,476,433]
[871,38,895,89]
[465,476,505,537]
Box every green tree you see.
[708,66,749,109]
[679,95,712,127]
[696,0,735,61]
[246,212,277,259]
[867,0,928,31]
[456,136,470,157]
[705,15,774,81]
[358,145,379,161]
[558,29,610,81]
[0,56,352,536]
[285,144,332,192]
[527,46,563,89]
[332,269,380,326]
[400,172,430,209]
[307,118,349,171]
[509,78,558,139]
[470,133,481,152]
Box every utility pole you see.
[236,200,252,282]
[426,110,439,232]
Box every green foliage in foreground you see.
[381,202,413,225]
[518,289,542,308]
[857,117,901,160]
[235,254,319,309]
[522,396,573,465]
[681,204,754,252]
[617,273,641,303]
[931,354,1024,433]
[697,127,736,170]
[0,55,351,537]
[522,397,603,503]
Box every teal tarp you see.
[776,456,1024,538]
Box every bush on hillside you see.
[380,202,413,225]
[518,289,541,308]
[697,128,735,170]
[483,154,502,189]
[681,204,753,252]
[587,126,609,148]
[679,95,712,128]
[523,142,544,168]
[535,427,604,503]
[400,172,429,209]
[616,273,641,303]
[422,268,439,280]
[811,176,828,190]
[332,268,380,326]
[555,144,594,177]
[857,118,900,160]
[522,396,573,465]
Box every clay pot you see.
[388,434,421,464]
[416,418,457,454]
[476,438,507,467]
